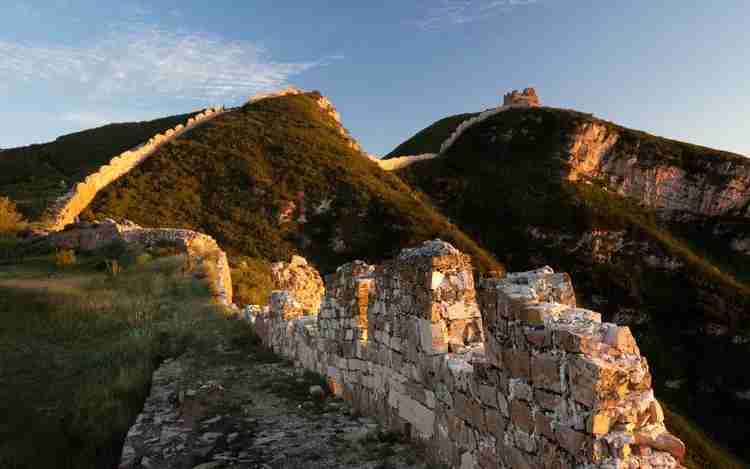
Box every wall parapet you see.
[251,239,685,469]
[42,105,226,232]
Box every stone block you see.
[531,353,563,393]
[483,408,507,436]
[510,399,534,434]
[505,349,531,380]
[455,392,483,428]
[554,426,591,461]
[535,411,555,440]
[568,356,627,409]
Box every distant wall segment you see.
[42,106,226,232]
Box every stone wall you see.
[42,106,226,232]
[46,219,232,306]
[503,88,541,108]
[437,88,542,158]
[251,239,685,469]
[376,153,439,171]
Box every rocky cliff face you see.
[565,122,750,219]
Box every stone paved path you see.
[120,340,432,469]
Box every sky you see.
[1,0,749,157]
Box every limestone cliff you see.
[565,121,750,219]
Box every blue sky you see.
[1,1,748,157]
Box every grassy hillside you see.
[384,113,479,158]
[85,92,500,305]
[389,106,750,467]
[0,249,249,469]
[0,112,197,219]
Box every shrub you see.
[105,259,122,277]
[135,253,152,266]
[0,197,24,233]
[55,249,77,268]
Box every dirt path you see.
[120,339,432,469]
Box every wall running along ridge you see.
[250,239,686,469]
[378,88,541,171]
[46,219,232,306]
[42,106,226,232]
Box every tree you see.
[0,197,24,233]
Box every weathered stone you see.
[510,399,534,433]
[532,353,563,392]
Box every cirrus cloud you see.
[0,23,329,106]
[418,0,539,30]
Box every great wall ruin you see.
[378,88,542,172]
[42,106,227,232]
[243,239,686,469]
[46,219,233,306]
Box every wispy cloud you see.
[417,0,538,30]
[0,23,328,106]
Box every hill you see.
[387,104,750,464]
[0,112,198,220]
[82,91,500,305]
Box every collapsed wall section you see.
[42,106,225,232]
[46,219,232,306]
[252,239,685,469]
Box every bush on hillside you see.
[0,197,24,233]
[55,249,77,268]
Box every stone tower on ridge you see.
[503,87,540,107]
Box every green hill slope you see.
[388,106,750,466]
[384,112,478,158]
[84,92,500,305]
[0,112,197,219]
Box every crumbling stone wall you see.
[437,88,542,158]
[503,88,541,107]
[252,239,685,469]
[43,106,225,231]
[46,219,232,306]
[376,153,439,171]
[271,255,325,314]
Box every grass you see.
[390,106,750,466]
[85,92,501,305]
[0,111,199,220]
[664,405,749,469]
[383,112,479,159]
[0,250,249,469]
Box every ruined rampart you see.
[46,219,232,306]
[251,239,685,469]
[42,106,226,232]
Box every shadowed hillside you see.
[388,106,750,465]
[85,92,500,305]
[0,112,198,220]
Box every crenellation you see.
[250,239,685,469]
